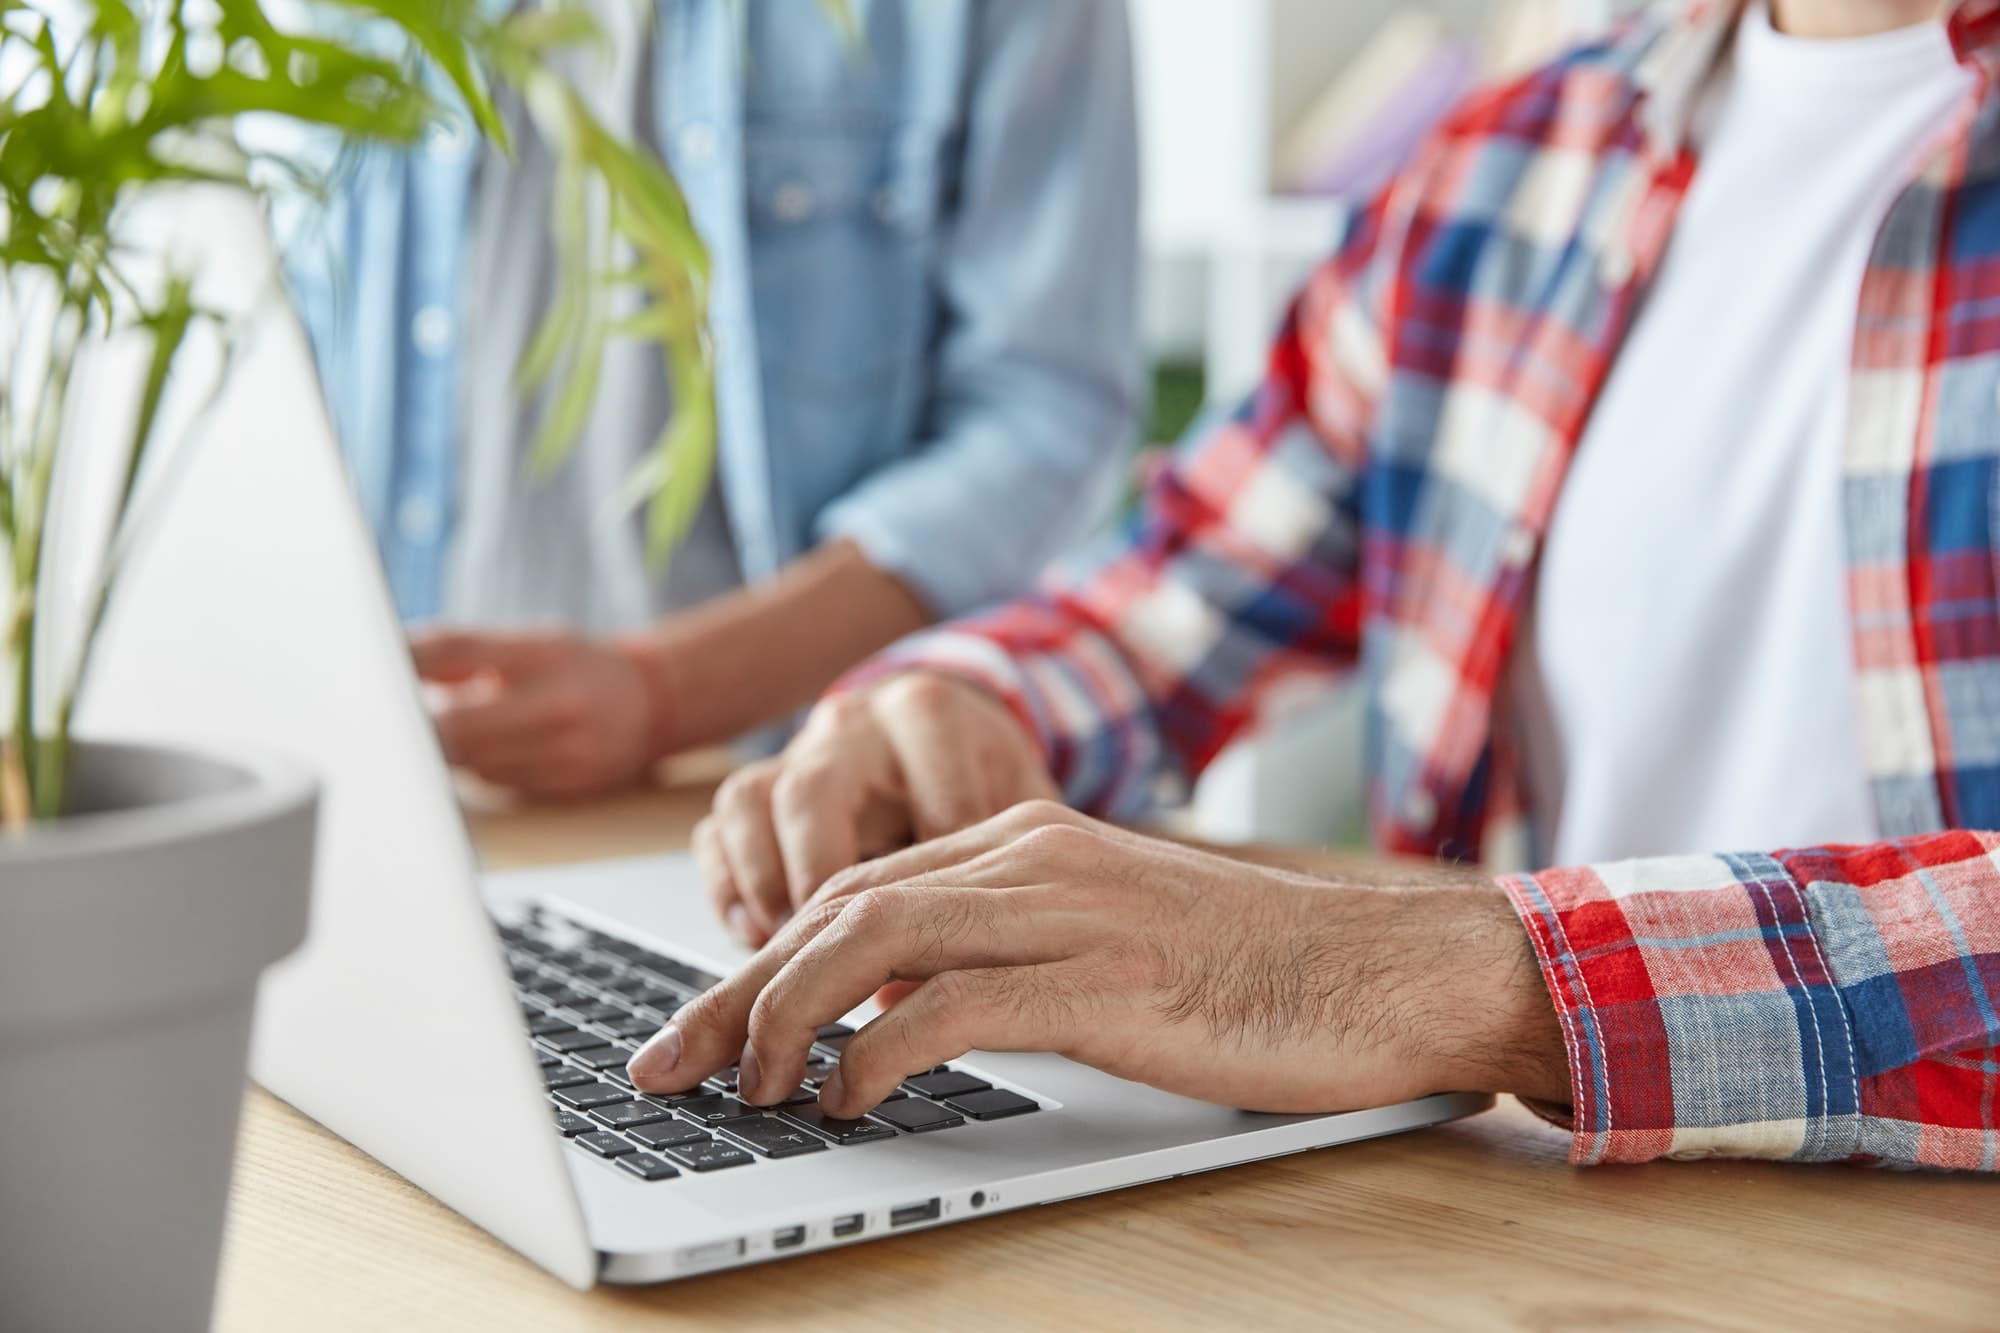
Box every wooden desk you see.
[215,779,2000,1331]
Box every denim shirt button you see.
[411,305,455,357]
[771,182,816,224]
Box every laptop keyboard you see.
[498,909,1041,1182]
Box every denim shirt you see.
[281,0,1140,627]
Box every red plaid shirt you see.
[866,0,2000,1169]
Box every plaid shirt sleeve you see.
[849,180,1408,817]
[1503,832,2000,1170]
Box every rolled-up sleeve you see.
[815,0,1142,618]
[1502,832,2000,1170]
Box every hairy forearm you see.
[1180,832,1572,1103]
[622,540,932,756]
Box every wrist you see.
[1408,881,1571,1102]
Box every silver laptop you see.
[69,192,1488,1287]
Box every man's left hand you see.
[629,803,1570,1117]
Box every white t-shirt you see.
[1512,3,1971,867]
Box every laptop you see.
[67,191,1490,1286]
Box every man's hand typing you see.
[629,803,1571,1117]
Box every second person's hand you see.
[412,629,671,799]
[695,672,1058,948]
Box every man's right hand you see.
[696,673,1058,947]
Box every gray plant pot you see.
[0,740,316,1333]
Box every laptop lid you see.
[64,188,598,1288]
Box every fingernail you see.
[818,1068,845,1113]
[737,1042,762,1102]
[725,905,752,943]
[628,1025,682,1084]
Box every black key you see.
[588,935,648,960]
[617,1152,681,1181]
[535,1051,561,1069]
[601,1066,636,1090]
[815,1031,855,1055]
[772,1084,821,1108]
[571,1044,638,1072]
[525,1012,574,1037]
[552,1082,632,1111]
[628,1120,712,1151]
[541,986,596,1010]
[571,959,622,982]
[943,1089,1040,1121]
[662,1139,755,1172]
[800,1061,842,1088]
[538,1028,608,1054]
[709,1064,741,1091]
[605,1015,662,1040]
[870,1099,965,1133]
[498,924,529,945]
[639,957,717,991]
[816,1022,856,1042]
[575,1131,636,1159]
[720,1116,828,1159]
[675,1095,761,1126]
[571,1001,628,1024]
[622,983,687,1012]
[553,1110,595,1137]
[781,1107,899,1145]
[544,1066,594,1091]
[589,1099,672,1129]
[903,1071,991,1100]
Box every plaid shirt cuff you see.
[1501,853,1870,1166]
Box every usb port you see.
[890,1199,942,1228]
[773,1225,807,1251]
[832,1214,865,1238]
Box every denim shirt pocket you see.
[743,120,947,511]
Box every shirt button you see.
[1501,525,1538,569]
[678,122,717,166]
[1404,788,1438,828]
[770,182,816,224]
[397,495,441,544]
[411,305,455,357]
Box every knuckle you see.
[1014,820,1097,861]
[801,896,852,938]
[810,692,870,732]
[1000,797,1072,831]
[717,762,778,811]
[769,761,836,816]
[881,672,954,717]
[838,887,899,937]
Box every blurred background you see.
[1133,0,1641,845]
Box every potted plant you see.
[0,2,779,1327]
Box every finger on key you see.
[736,887,1064,1104]
[713,764,791,941]
[818,965,1076,1118]
[628,899,855,1094]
